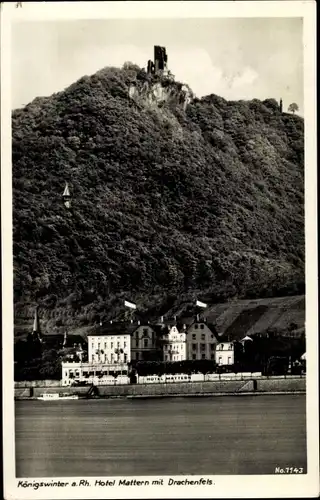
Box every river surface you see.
[15,395,306,477]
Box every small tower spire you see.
[32,306,42,342]
[63,330,68,348]
[280,98,283,113]
[62,182,72,209]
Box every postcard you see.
[1,1,318,499]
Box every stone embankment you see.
[15,376,306,400]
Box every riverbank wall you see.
[15,376,306,399]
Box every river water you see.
[15,395,306,477]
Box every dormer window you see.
[200,324,204,329]
[195,324,198,329]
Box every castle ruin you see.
[147,46,168,76]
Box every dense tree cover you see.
[14,339,62,380]
[12,65,304,334]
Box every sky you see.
[11,18,303,113]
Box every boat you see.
[37,393,79,401]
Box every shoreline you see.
[15,390,306,401]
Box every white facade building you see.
[186,322,218,361]
[88,332,131,365]
[215,341,235,366]
[61,361,129,386]
[162,326,187,362]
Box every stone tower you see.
[147,46,168,76]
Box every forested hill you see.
[12,64,304,335]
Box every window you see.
[202,354,206,360]
[211,344,215,350]
[117,342,120,347]
[124,342,127,348]
[192,354,196,360]
[144,339,148,348]
[192,343,197,350]
[124,354,127,363]
[201,343,206,351]
[135,332,139,339]
[143,328,148,335]
[111,342,113,348]
[218,357,222,365]
[228,357,232,364]
[211,354,215,359]
[200,324,204,329]
[201,334,205,340]
[195,324,198,329]
[220,344,224,350]
[229,344,233,350]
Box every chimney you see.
[196,314,200,322]
[110,320,113,324]
[138,320,140,326]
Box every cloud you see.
[230,67,259,89]
[168,47,260,100]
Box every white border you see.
[1,2,318,499]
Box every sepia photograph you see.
[1,1,318,499]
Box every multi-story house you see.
[161,325,187,362]
[131,324,160,362]
[215,341,236,366]
[62,323,136,386]
[88,323,134,365]
[186,321,218,361]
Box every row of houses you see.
[61,319,237,385]
[86,320,233,364]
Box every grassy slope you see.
[12,65,304,335]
